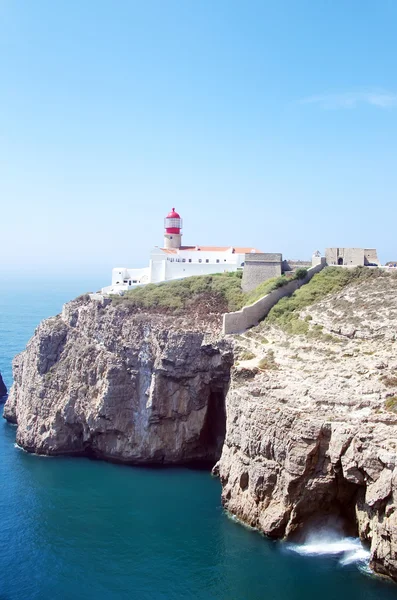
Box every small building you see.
[325,248,379,267]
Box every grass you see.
[385,396,397,413]
[243,269,307,307]
[258,349,278,370]
[239,350,256,361]
[380,375,397,388]
[266,266,384,334]
[110,271,245,312]
[108,265,391,322]
[109,267,309,314]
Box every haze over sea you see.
[0,277,396,600]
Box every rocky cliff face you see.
[0,372,7,398]
[4,272,397,582]
[216,273,397,581]
[4,296,233,464]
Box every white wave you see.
[286,534,370,568]
[339,546,371,565]
[14,442,28,452]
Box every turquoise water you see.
[0,278,396,600]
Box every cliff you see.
[0,372,7,398]
[4,296,233,464]
[216,268,397,581]
[3,268,397,581]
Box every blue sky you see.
[1,0,396,281]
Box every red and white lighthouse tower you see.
[164,208,182,249]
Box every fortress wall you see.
[223,261,326,335]
[242,262,282,292]
[242,253,283,293]
[325,248,365,266]
[364,249,380,266]
[282,260,312,272]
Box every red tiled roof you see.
[160,246,262,254]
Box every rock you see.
[217,273,397,582]
[5,272,397,582]
[0,372,7,398]
[4,297,233,465]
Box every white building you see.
[101,208,262,295]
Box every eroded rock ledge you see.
[4,297,233,464]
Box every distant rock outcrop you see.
[0,372,7,398]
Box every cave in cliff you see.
[198,386,227,467]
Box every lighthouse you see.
[164,208,182,249]
[102,207,264,294]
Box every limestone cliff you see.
[4,296,233,464]
[4,269,397,582]
[0,372,7,398]
[216,271,397,581]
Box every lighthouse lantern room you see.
[164,208,182,249]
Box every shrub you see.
[243,275,290,306]
[258,350,278,370]
[381,375,397,388]
[239,351,256,361]
[266,267,383,334]
[110,273,245,313]
[385,396,397,413]
[295,268,308,280]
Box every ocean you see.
[0,277,396,600]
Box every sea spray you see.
[285,530,370,571]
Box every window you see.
[241,262,245,267]
[133,280,137,283]
[216,259,220,263]
[129,280,131,285]
[188,259,192,263]
[182,258,186,263]
[123,279,128,283]
[224,259,227,262]
[206,259,209,263]
[199,259,202,263]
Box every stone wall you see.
[282,259,312,272]
[223,261,326,335]
[241,253,282,293]
[364,249,380,266]
[326,248,365,266]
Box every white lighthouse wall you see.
[149,248,246,283]
[102,249,246,293]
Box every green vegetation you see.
[239,350,256,361]
[109,267,307,313]
[380,375,397,388]
[109,265,390,319]
[266,267,383,334]
[258,349,278,370]
[111,271,245,312]
[243,270,305,307]
[385,396,397,413]
[295,267,308,280]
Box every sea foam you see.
[286,532,370,570]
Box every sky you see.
[1,0,397,282]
